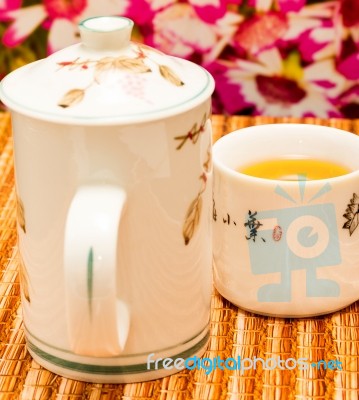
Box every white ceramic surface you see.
[0,16,215,383]
[213,124,359,317]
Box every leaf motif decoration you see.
[58,88,85,108]
[16,195,26,233]
[343,212,359,235]
[346,204,357,214]
[19,255,31,303]
[203,149,212,173]
[349,213,359,236]
[343,192,359,235]
[183,195,202,245]
[94,57,116,83]
[114,57,151,73]
[94,56,151,83]
[136,42,165,56]
[159,65,184,86]
[343,220,351,229]
[96,57,116,70]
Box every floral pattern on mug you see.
[343,193,359,235]
[19,253,31,303]
[16,193,26,233]
[174,113,207,150]
[178,114,211,245]
[16,194,30,301]
[183,149,211,245]
[57,44,185,108]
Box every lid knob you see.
[79,16,133,51]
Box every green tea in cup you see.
[238,157,351,181]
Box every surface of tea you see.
[239,157,350,181]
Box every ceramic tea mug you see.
[213,124,359,317]
[0,16,215,383]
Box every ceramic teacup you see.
[213,124,359,317]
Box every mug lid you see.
[0,16,214,125]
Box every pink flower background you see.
[0,0,358,118]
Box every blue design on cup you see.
[245,182,341,303]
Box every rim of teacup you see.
[213,123,359,186]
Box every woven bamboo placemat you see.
[0,112,358,399]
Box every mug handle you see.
[64,185,130,357]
